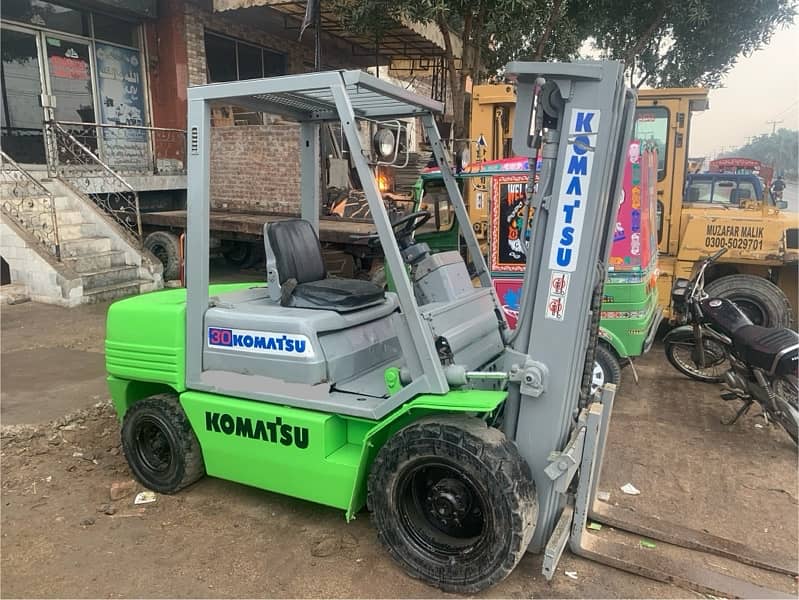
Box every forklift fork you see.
[544,385,797,599]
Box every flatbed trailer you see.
[140,210,379,279]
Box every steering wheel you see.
[356,210,432,249]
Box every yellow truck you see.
[468,84,798,327]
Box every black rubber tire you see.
[774,375,798,446]
[664,329,727,383]
[144,231,180,281]
[705,274,793,328]
[592,344,622,395]
[121,394,205,493]
[367,414,537,594]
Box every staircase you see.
[0,157,162,306]
[51,190,158,303]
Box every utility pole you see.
[766,120,783,134]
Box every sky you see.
[689,21,799,159]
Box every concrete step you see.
[61,236,112,257]
[63,250,127,272]
[81,265,139,289]
[83,279,150,303]
[58,222,97,240]
[54,195,71,210]
[56,210,84,225]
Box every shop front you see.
[1,0,153,170]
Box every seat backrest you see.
[265,219,327,284]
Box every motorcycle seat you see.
[732,325,799,375]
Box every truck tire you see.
[222,241,255,268]
[592,344,622,395]
[705,274,793,328]
[144,231,180,281]
[367,415,537,594]
[121,394,205,494]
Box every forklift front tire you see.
[121,394,205,494]
[367,415,537,593]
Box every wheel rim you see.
[590,361,605,395]
[133,417,174,474]
[670,338,728,379]
[396,460,491,558]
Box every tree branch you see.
[533,0,564,60]
[623,2,670,64]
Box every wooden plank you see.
[140,211,374,245]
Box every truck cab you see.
[684,172,767,205]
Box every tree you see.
[722,129,799,178]
[588,0,797,88]
[332,0,796,135]
[332,0,589,138]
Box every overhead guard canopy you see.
[186,69,445,122]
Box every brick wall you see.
[210,117,301,214]
[184,1,310,213]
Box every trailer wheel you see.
[705,274,793,328]
[591,344,622,395]
[221,241,255,268]
[144,231,180,281]
[121,394,204,493]
[368,415,537,593]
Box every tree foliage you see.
[722,128,799,178]
[588,0,797,88]
[331,0,797,134]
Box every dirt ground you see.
[1,283,797,598]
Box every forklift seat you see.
[264,219,385,312]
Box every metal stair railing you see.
[0,149,61,260]
[47,120,143,243]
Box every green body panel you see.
[105,283,257,415]
[598,291,660,357]
[105,282,506,518]
[179,388,504,518]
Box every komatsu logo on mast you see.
[548,109,601,272]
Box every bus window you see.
[634,107,669,181]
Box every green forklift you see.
[105,63,794,596]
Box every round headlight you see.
[374,128,395,159]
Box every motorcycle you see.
[664,247,799,444]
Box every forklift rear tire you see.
[121,394,205,494]
[367,415,537,593]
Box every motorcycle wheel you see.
[664,329,728,383]
[773,374,798,446]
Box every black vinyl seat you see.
[265,219,385,312]
[732,325,799,375]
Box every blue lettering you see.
[575,111,594,133]
[556,247,572,266]
[254,336,266,349]
[563,199,580,224]
[285,338,294,352]
[573,135,590,155]
[266,337,277,350]
[565,176,582,196]
[560,226,574,246]
[243,335,253,348]
[276,336,285,351]
[567,155,587,175]
[233,334,243,346]
[295,340,306,354]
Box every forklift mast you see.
[498,62,635,551]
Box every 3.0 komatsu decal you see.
[207,327,314,357]
[548,109,600,272]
